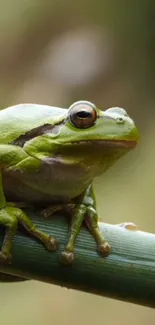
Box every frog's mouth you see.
[71,139,137,149]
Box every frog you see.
[0,100,139,265]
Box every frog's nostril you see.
[116,117,124,124]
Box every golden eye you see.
[69,101,97,129]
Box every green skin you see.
[0,100,139,265]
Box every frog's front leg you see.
[85,208,111,256]
[84,185,111,256]
[60,184,111,264]
[60,203,87,264]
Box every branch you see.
[0,209,155,308]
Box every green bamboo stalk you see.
[0,209,155,308]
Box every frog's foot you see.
[41,205,63,218]
[60,251,74,265]
[41,203,74,218]
[44,235,59,252]
[98,241,112,257]
[0,252,12,264]
[117,222,138,231]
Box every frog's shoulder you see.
[0,103,67,144]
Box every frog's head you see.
[63,100,139,143]
[48,100,139,175]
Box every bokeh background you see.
[0,0,155,324]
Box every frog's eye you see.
[69,101,97,129]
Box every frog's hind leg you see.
[17,208,59,251]
[0,207,17,263]
[0,206,59,264]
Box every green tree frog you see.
[0,101,139,264]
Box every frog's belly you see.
[3,159,93,206]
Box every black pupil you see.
[76,110,91,119]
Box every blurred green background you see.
[0,0,155,323]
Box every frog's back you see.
[0,103,67,144]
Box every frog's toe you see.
[41,208,52,218]
[44,236,59,252]
[60,251,74,265]
[98,241,112,257]
[0,252,12,264]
